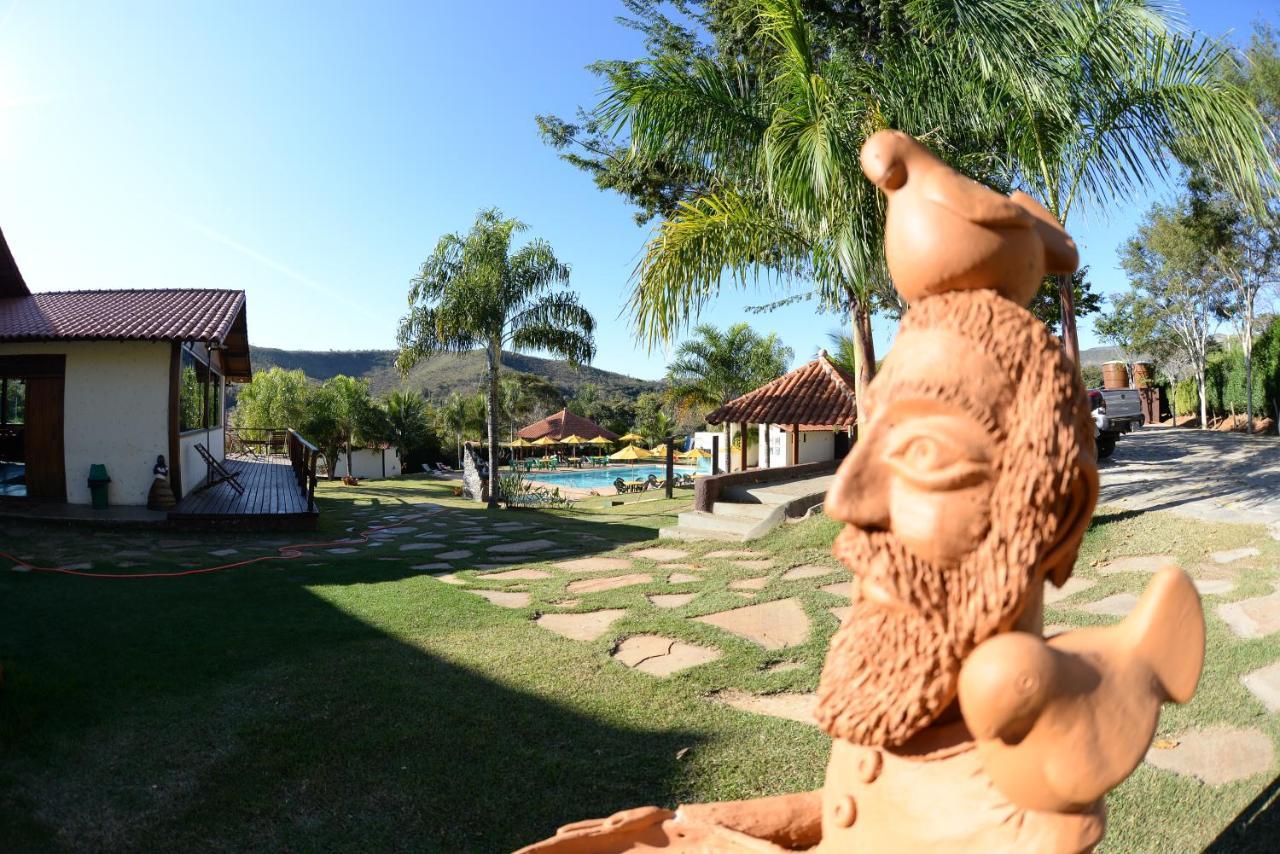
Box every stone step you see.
[711,501,779,520]
[658,523,747,543]
[677,509,766,537]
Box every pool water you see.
[528,463,703,490]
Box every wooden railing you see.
[226,426,288,457]
[287,429,320,512]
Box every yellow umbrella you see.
[649,443,667,457]
[504,437,533,447]
[531,435,557,458]
[677,447,711,460]
[617,432,645,445]
[586,435,613,445]
[610,444,652,461]
[561,434,587,458]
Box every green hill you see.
[249,346,661,402]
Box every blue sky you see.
[0,1,1274,380]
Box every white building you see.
[703,351,857,473]
[0,227,251,506]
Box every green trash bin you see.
[87,464,111,510]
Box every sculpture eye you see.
[886,433,989,490]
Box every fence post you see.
[711,435,720,475]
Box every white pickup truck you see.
[1088,388,1143,459]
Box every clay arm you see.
[678,790,823,849]
[958,567,1204,813]
[515,792,823,853]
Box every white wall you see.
[0,340,170,505]
[179,425,225,498]
[760,425,838,468]
[333,447,401,480]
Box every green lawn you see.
[0,475,1276,851]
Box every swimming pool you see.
[528,464,703,490]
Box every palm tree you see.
[600,0,1030,421]
[436,391,482,469]
[499,375,531,441]
[666,323,792,415]
[991,1,1277,364]
[323,375,374,479]
[397,209,595,507]
[385,390,431,465]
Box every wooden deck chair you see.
[195,443,245,495]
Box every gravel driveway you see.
[1099,427,1280,533]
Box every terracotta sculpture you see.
[520,130,1204,853]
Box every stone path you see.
[695,599,811,650]
[1217,585,1280,639]
[613,636,722,676]
[1144,726,1274,785]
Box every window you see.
[179,345,223,432]
[1,378,24,425]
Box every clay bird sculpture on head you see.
[861,129,1079,307]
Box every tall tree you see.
[994,2,1276,364]
[384,390,433,465]
[397,209,595,507]
[323,375,375,478]
[1118,198,1232,428]
[230,367,310,431]
[436,391,484,468]
[666,322,792,415]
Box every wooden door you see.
[24,375,65,500]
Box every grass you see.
[0,475,1277,851]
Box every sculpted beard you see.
[814,525,991,746]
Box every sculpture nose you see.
[824,435,890,530]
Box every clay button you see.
[831,795,857,828]
[857,749,883,783]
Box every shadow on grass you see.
[0,504,697,851]
[1205,774,1280,853]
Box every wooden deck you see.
[170,456,318,530]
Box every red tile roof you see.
[0,289,252,381]
[706,353,857,428]
[517,408,621,442]
[0,288,245,342]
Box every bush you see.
[1080,364,1103,389]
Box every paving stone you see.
[612,635,722,676]
[327,548,359,554]
[209,548,238,557]
[695,598,811,650]
[1194,578,1236,596]
[399,543,443,552]
[379,526,417,535]
[782,565,836,581]
[492,555,529,563]
[536,609,627,641]
[412,563,451,572]
[1080,593,1139,618]
[566,573,654,594]
[648,593,697,608]
[704,549,764,559]
[829,606,851,621]
[437,550,473,560]
[414,532,446,540]
[1043,576,1097,605]
[821,581,853,599]
[668,572,699,584]
[488,539,556,554]
[552,599,581,607]
[662,563,704,571]
[1241,660,1280,712]
[729,576,770,591]
[1144,725,1274,785]
[469,590,530,608]
[554,557,633,573]
[1210,546,1260,565]
[1218,586,1280,639]
[729,559,775,571]
[631,547,690,562]
[715,690,817,726]
[1096,554,1175,574]
[480,568,552,581]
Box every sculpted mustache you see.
[833,526,948,612]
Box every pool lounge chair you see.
[614,477,647,494]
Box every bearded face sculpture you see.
[519,129,1205,854]
[816,289,1099,747]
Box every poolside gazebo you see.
[704,350,857,473]
[517,409,619,445]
